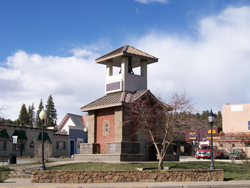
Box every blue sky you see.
[1,0,250,123]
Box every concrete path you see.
[1,178,250,188]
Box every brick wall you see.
[32,169,224,183]
[96,108,115,154]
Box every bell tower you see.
[78,45,159,162]
[95,45,158,94]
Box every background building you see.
[57,113,88,156]
[0,124,68,157]
[213,103,250,157]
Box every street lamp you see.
[84,126,88,143]
[208,109,215,170]
[39,108,47,170]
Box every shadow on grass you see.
[224,178,234,181]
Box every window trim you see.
[0,140,7,151]
[103,120,110,136]
[13,142,25,152]
[56,141,66,150]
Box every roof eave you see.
[96,52,158,65]
[95,52,124,64]
[123,52,158,64]
[81,102,123,112]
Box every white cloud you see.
[70,48,96,57]
[129,6,250,113]
[135,0,169,4]
[0,48,106,122]
[1,5,250,124]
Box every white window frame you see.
[103,120,110,136]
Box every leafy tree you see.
[124,92,204,170]
[28,103,35,127]
[36,99,44,127]
[19,104,28,126]
[217,111,222,119]
[195,112,201,119]
[45,95,57,127]
[200,110,209,120]
[13,119,20,125]
[214,111,222,127]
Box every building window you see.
[13,142,25,151]
[220,144,223,147]
[0,141,7,151]
[103,120,110,136]
[248,121,250,130]
[232,144,235,147]
[56,141,66,150]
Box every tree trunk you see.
[158,157,164,170]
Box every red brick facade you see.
[95,108,115,154]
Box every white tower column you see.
[106,61,113,77]
[121,56,128,91]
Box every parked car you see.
[195,145,224,159]
[229,148,245,159]
[218,149,230,159]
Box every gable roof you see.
[58,113,88,132]
[68,113,84,128]
[96,45,158,66]
[81,90,158,112]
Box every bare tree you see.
[124,91,203,170]
[0,102,6,119]
[34,140,52,162]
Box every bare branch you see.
[123,91,204,169]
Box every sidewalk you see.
[1,157,249,188]
[2,179,250,188]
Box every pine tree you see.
[28,103,35,127]
[45,95,57,127]
[36,99,44,128]
[19,104,28,126]
[217,111,222,119]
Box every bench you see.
[0,156,8,165]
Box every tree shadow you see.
[224,178,234,181]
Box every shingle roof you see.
[96,45,158,65]
[81,90,154,112]
[68,113,84,128]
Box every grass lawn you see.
[0,161,55,182]
[46,161,250,181]
[0,167,10,182]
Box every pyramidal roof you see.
[96,45,158,65]
[81,90,157,112]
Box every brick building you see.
[74,45,162,161]
[74,45,191,162]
